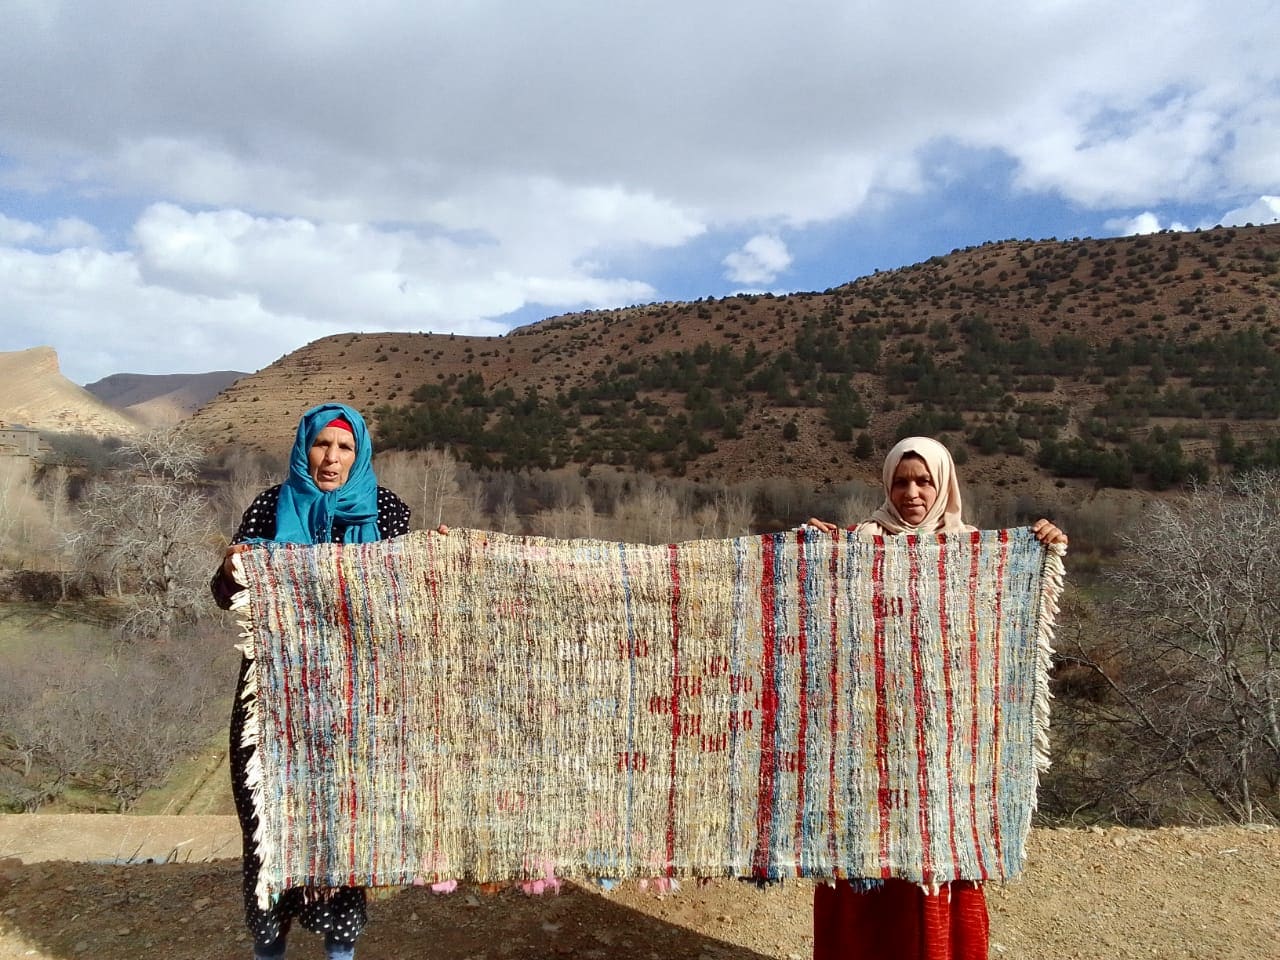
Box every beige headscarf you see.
[858,436,972,537]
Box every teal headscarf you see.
[273,403,382,545]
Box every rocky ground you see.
[0,817,1276,959]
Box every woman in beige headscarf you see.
[806,436,1065,960]
[809,435,1065,543]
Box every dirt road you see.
[0,817,1275,959]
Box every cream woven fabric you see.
[234,526,1064,906]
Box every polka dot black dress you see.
[212,484,411,955]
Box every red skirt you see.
[813,879,989,960]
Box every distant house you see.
[0,421,50,459]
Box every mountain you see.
[189,224,1280,498]
[0,347,141,437]
[84,371,247,427]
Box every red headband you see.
[324,417,354,434]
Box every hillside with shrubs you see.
[190,223,1280,498]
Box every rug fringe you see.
[229,551,276,910]
[1030,539,1066,812]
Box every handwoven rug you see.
[232,527,1064,907]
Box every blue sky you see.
[0,0,1277,384]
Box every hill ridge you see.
[84,370,247,427]
[188,224,1280,498]
[0,346,141,437]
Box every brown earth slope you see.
[0,347,140,437]
[0,817,1274,959]
[187,224,1280,493]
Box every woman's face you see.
[889,453,938,526]
[308,426,357,491]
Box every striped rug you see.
[232,527,1064,906]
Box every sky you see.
[1,1,1278,385]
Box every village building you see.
[0,421,51,460]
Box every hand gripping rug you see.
[231,526,1065,907]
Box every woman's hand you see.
[435,524,449,535]
[222,543,250,580]
[1032,518,1068,546]
[805,517,838,535]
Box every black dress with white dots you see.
[212,484,412,948]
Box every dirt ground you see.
[0,818,1276,960]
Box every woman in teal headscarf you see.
[212,403,413,960]
[272,401,383,544]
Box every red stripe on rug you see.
[362,554,380,888]
[826,543,840,873]
[278,558,310,859]
[966,531,988,880]
[989,529,1009,868]
[427,535,444,879]
[938,537,961,875]
[666,543,682,877]
[269,561,299,860]
[871,538,892,878]
[793,529,809,867]
[907,537,934,882]
[333,546,360,885]
[752,535,779,877]
[384,547,412,879]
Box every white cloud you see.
[723,234,793,285]
[0,244,293,381]
[1217,195,1280,226]
[0,214,41,245]
[0,0,1276,378]
[0,200,667,381]
[1104,211,1190,235]
[0,213,102,249]
[1010,96,1227,207]
[4,2,1273,223]
[129,202,658,322]
[1100,194,1280,236]
[44,217,104,248]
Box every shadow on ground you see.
[0,860,809,960]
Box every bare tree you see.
[1057,473,1280,823]
[713,489,756,538]
[0,458,54,568]
[963,482,1018,529]
[609,476,685,544]
[753,475,811,526]
[834,480,882,529]
[0,622,233,811]
[531,495,597,539]
[67,429,219,641]
[490,484,524,534]
[377,447,488,530]
[213,446,276,538]
[36,465,77,597]
[691,502,720,540]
